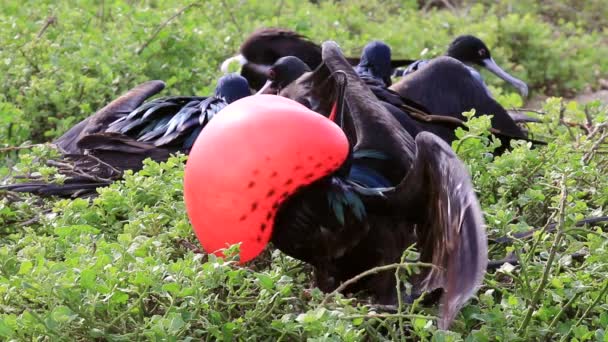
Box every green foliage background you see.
[1,0,607,340]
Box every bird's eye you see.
[269,69,276,80]
[478,49,486,57]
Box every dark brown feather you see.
[54,80,166,154]
[274,42,487,329]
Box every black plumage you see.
[394,35,529,98]
[273,41,487,329]
[221,28,413,91]
[2,74,251,197]
[347,40,542,148]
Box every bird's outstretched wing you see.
[383,131,487,329]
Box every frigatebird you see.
[253,56,312,95]
[220,28,412,91]
[351,40,539,148]
[2,74,252,197]
[394,35,529,98]
[186,41,487,329]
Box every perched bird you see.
[221,28,322,90]
[2,74,251,197]
[353,40,537,148]
[354,40,394,87]
[185,41,487,329]
[221,28,412,91]
[105,73,251,151]
[253,56,312,95]
[395,35,529,98]
[391,56,535,146]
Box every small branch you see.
[275,0,285,17]
[37,15,57,39]
[561,280,608,341]
[490,215,608,244]
[177,239,204,254]
[17,48,41,73]
[546,291,582,335]
[583,106,594,127]
[508,107,546,115]
[518,175,568,334]
[0,144,47,153]
[342,313,436,321]
[588,122,608,140]
[320,262,437,306]
[136,3,199,55]
[219,0,243,35]
[583,130,608,164]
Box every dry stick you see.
[517,175,568,335]
[342,313,435,320]
[17,48,41,73]
[275,0,286,18]
[508,107,547,115]
[219,0,243,35]
[0,144,47,153]
[395,254,406,338]
[545,291,582,335]
[558,101,577,141]
[490,215,608,245]
[37,15,57,39]
[136,2,199,55]
[588,122,608,139]
[583,106,594,127]
[560,279,608,341]
[320,262,437,306]
[583,130,608,163]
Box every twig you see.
[177,239,205,254]
[0,144,47,153]
[508,107,547,115]
[395,254,406,338]
[487,252,587,270]
[583,106,594,127]
[37,15,57,39]
[557,101,576,141]
[583,130,608,163]
[518,175,568,334]
[560,279,608,341]
[320,262,437,306]
[546,291,582,335]
[136,3,200,55]
[588,122,608,140]
[275,0,285,17]
[490,215,608,244]
[219,0,243,35]
[342,313,435,320]
[17,48,41,73]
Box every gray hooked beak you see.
[482,58,529,98]
[256,79,277,95]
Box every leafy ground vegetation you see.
[1,0,608,340]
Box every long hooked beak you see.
[482,58,529,98]
[256,79,276,95]
[241,64,277,95]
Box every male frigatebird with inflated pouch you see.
[185,41,488,329]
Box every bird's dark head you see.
[257,56,311,95]
[447,35,491,66]
[184,95,349,262]
[355,40,393,86]
[447,35,529,97]
[214,74,252,103]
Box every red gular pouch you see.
[184,94,349,263]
